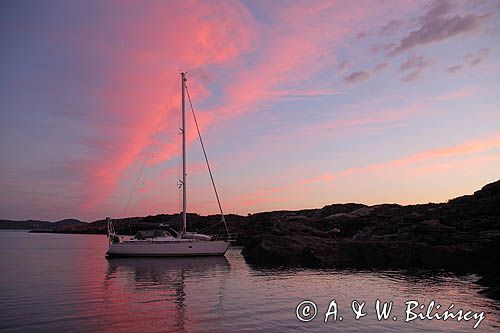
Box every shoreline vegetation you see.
[2,179,499,300]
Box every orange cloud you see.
[406,154,500,176]
[74,1,424,218]
[77,1,255,214]
[228,132,499,214]
[303,132,500,185]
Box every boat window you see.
[133,230,167,240]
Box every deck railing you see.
[119,232,238,243]
[210,233,238,242]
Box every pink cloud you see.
[272,88,343,99]
[406,154,500,176]
[432,87,476,101]
[231,102,427,172]
[212,1,410,118]
[302,132,500,185]
[325,104,426,131]
[75,1,255,214]
[234,132,500,209]
[68,1,428,218]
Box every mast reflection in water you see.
[1,232,499,333]
[104,257,229,333]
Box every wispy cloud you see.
[355,17,405,40]
[432,87,476,101]
[380,19,404,35]
[391,0,489,55]
[344,70,372,84]
[76,1,411,216]
[375,62,388,72]
[447,64,464,73]
[399,55,434,82]
[465,47,491,65]
[72,1,257,211]
[338,60,351,71]
[235,133,500,210]
[1,0,497,220]
[355,31,368,40]
[447,47,491,74]
[271,88,343,100]
[371,42,396,54]
[302,132,500,185]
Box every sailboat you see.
[106,72,234,257]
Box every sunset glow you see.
[1,0,499,221]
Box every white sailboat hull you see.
[106,240,230,257]
[106,74,235,258]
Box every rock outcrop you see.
[241,179,500,298]
[13,179,500,299]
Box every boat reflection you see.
[104,257,229,332]
[106,256,229,277]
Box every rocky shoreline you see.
[241,179,500,299]
[4,179,499,299]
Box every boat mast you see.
[181,72,187,235]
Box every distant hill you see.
[1,179,499,299]
[0,218,86,230]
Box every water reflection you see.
[104,257,229,332]
[1,232,499,333]
[105,256,229,280]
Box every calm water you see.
[0,231,499,332]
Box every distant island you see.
[2,179,499,300]
[0,218,86,231]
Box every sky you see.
[0,0,499,221]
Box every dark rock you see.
[241,179,500,299]
[6,179,500,300]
